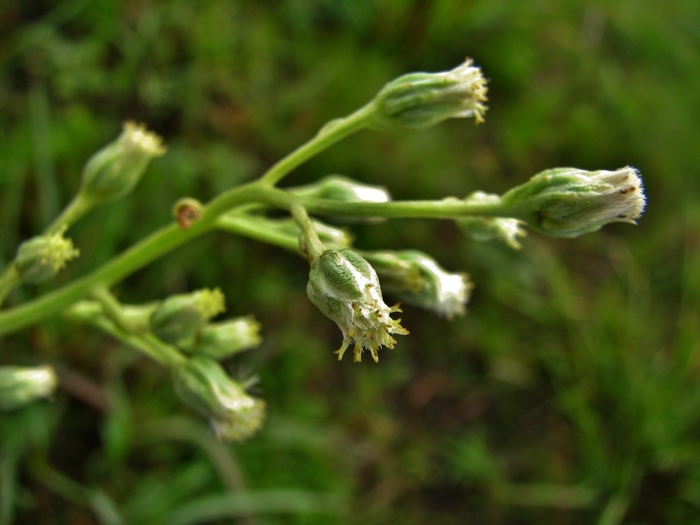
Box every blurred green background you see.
[1,0,700,523]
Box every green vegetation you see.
[1,1,699,523]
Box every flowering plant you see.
[0,59,645,441]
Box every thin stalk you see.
[45,192,95,235]
[259,103,375,187]
[290,203,325,261]
[215,216,300,254]
[0,265,20,307]
[263,187,514,219]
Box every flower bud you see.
[0,364,58,410]
[293,175,391,204]
[187,316,262,359]
[15,225,80,284]
[502,166,646,238]
[369,58,488,131]
[172,356,265,441]
[81,121,165,203]
[366,250,472,319]
[306,249,409,363]
[457,192,526,249]
[292,175,391,224]
[150,288,226,345]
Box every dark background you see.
[1,1,699,523]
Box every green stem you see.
[0,265,20,307]
[290,203,325,261]
[263,188,514,219]
[89,285,141,334]
[259,103,375,187]
[45,192,95,235]
[216,216,300,254]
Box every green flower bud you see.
[187,316,262,359]
[502,166,646,238]
[366,251,472,320]
[0,364,58,410]
[307,249,409,363]
[81,121,165,203]
[172,356,265,441]
[458,192,526,249]
[150,288,226,345]
[292,175,391,224]
[292,175,391,204]
[370,58,488,131]
[15,225,80,284]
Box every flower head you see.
[150,288,226,345]
[502,166,646,238]
[15,225,80,284]
[370,58,488,130]
[81,121,166,203]
[172,356,265,441]
[366,251,472,319]
[187,316,263,360]
[0,364,58,410]
[306,249,408,362]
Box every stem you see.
[262,188,514,219]
[290,203,325,261]
[45,192,95,235]
[0,265,20,307]
[216,216,300,254]
[259,103,376,187]
[89,285,141,334]
[0,183,265,337]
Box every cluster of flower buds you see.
[0,364,58,410]
[306,248,409,362]
[364,250,472,320]
[172,356,265,441]
[370,58,488,130]
[81,121,166,204]
[15,225,80,284]
[502,167,645,238]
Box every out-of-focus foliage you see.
[1,0,699,523]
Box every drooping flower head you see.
[172,356,265,441]
[365,251,472,320]
[306,249,409,363]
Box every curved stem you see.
[290,203,326,261]
[45,192,95,235]
[259,103,375,187]
[0,264,20,307]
